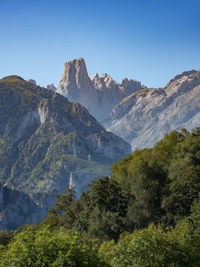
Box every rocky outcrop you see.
[56,58,145,119]
[57,58,99,116]
[0,76,131,229]
[28,79,37,85]
[102,70,200,150]
[46,83,56,91]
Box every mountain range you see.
[56,58,200,150]
[1,58,200,230]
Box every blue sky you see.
[0,0,200,88]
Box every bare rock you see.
[102,69,200,150]
[46,83,56,91]
[56,58,145,119]
[28,79,37,85]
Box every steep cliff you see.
[56,58,145,119]
[0,75,131,229]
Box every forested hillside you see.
[1,127,200,266]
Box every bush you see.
[100,221,200,267]
[0,226,108,267]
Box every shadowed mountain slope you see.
[0,75,131,229]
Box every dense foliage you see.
[47,177,129,242]
[0,196,199,266]
[100,220,200,267]
[0,227,108,267]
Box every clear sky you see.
[0,0,200,88]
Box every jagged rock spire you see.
[56,58,145,119]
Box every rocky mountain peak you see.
[169,70,197,82]
[75,58,91,88]
[101,73,116,88]
[168,70,197,85]
[91,73,99,80]
[90,73,105,91]
[121,78,129,87]
[56,58,146,119]
[60,57,91,89]
[57,58,101,117]
[28,79,37,85]
[46,83,56,91]
[165,69,200,96]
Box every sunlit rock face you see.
[102,70,200,150]
[56,58,145,119]
[57,59,200,150]
[57,58,99,117]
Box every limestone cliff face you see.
[0,76,131,229]
[57,58,99,117]
[60,58,91,90]
[56,58,145,119]
[102,70,200,150]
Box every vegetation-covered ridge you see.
[1,127,200,266]
[0,76,130,230]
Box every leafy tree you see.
[82,177,129,241]
[168,133,200,180]
[47,177,129,242]
[188,193,200,234]
[0,226,108,267]
[162,165,200,225]
[192,127,200,137]
[152,130,185,173]
[48,188,82,229]
[0,230,14,246]
[100,221,200,267]
[112,149,165,229]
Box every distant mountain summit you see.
[56,58,200,150]
[46,83,56,91]
[57,58,98,117]
[102,69,200,150]
[56,58,146,119]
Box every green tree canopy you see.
[0,226,108,267]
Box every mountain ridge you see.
[0,75,131,229]
[102,69,200,149]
